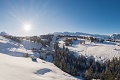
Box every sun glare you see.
[24,24,31,32]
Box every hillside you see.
[0,54,77,80]
[58,37,120,61]
[0,36,31,57]
[0,36,78,80]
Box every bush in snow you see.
[23,53,29,58]
[39,54,43,60]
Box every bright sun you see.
[24,24,31,31]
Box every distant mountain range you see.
[53,32,120,40]
[1,31,120,40]
[110,33,120,40]
[53,32,110,39]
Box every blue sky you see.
[0,0,120,36]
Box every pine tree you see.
[105,66,113,80]
[100,70,105,80]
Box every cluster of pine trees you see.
[31,35,53,47]
[83,57,120,80]
[4,35,21,43]
[28,36,51,47]
[53,42,80,76]
[40,34,53,41]
[53,42,120,80]
[63,38,77,46]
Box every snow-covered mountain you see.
[110,33,120,40]
[53,32,120,41]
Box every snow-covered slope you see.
[0,31,42,50]
[21,39,42,50]
[0,54,77,80]
[58,38,120,61]
[0,36,32,57]
[0,36,78,80]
